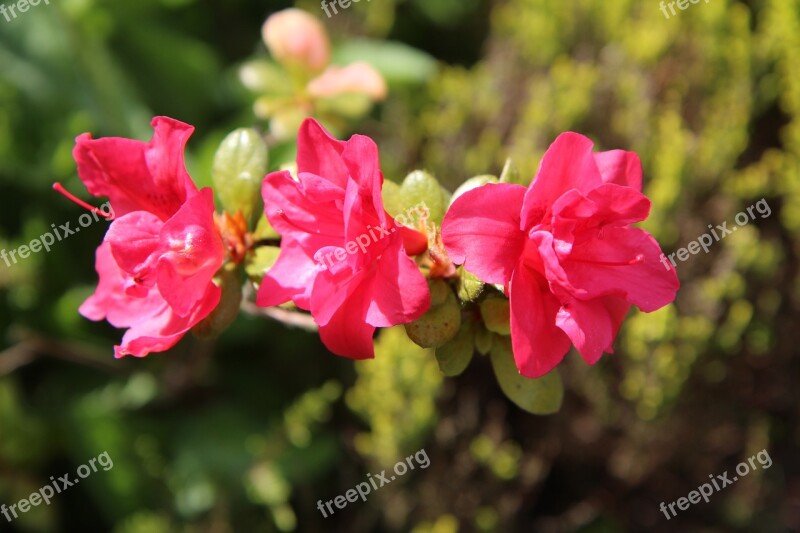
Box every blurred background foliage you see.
[0,0,798,531]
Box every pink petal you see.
[311,270,376,359]
[73,117,197,221]
[555,297,629,365]
[262,170,346,247]
[296,119,349,189]
[257,233,321,310]
[562,226,679,312]
[509,264,572,378]
[79,242,165,326]
[307,62,387,100]
[115,282,221,358]
[364,238,430,327]
[317,303,376,360]
[156,189,225,317]
[521,132,602,229]
[441,183,527,285]
[594,150,642,191]
[105,211,163,282]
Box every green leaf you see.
[332,39,437,85]
[212,128,269,223]
[490,337,563,415]
[435,322,475,376]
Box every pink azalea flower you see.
[442,133,679,377]
[71,117,225,357]
[257,119,430,359]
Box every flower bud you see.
[262,9,330,73]
[405,290,461,349]
[212,128,269,223]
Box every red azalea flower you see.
[442,133,679,377]
[257,119,430,359]
[70,117,224,357]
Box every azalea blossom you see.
[257,118,430,359]
[442,133,679,377]
[70,117,225,357]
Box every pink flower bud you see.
[307,62,388,101]
[262,9,330,73]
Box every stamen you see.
[53,183,114,220]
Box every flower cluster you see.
[65,116,677,383]
[54,7,679,410]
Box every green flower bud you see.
[397,170,451,227]
[212,128,269,223]
[451,174,497,204]
[405,290,461,348]
[480,294,511,335]
[490,336,563,415]
[428,279,449,307]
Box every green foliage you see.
[490,337,564,415]
[346,327,442,465]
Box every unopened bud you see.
[262,9,330,73]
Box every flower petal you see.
[364,238,430,327]
[115,282,221,358]
[555,296,629,365]
[296,119,349,188]
[441,183,527,285]
[509,264,572,378]
[562,226,679,311]
[73,116,197,221]
[593,149,642,191]
[257,233,321,310]
[307,62,387,100]
[522,132,602,229]
[156,189,225,317]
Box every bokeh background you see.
[1,0,798,531]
